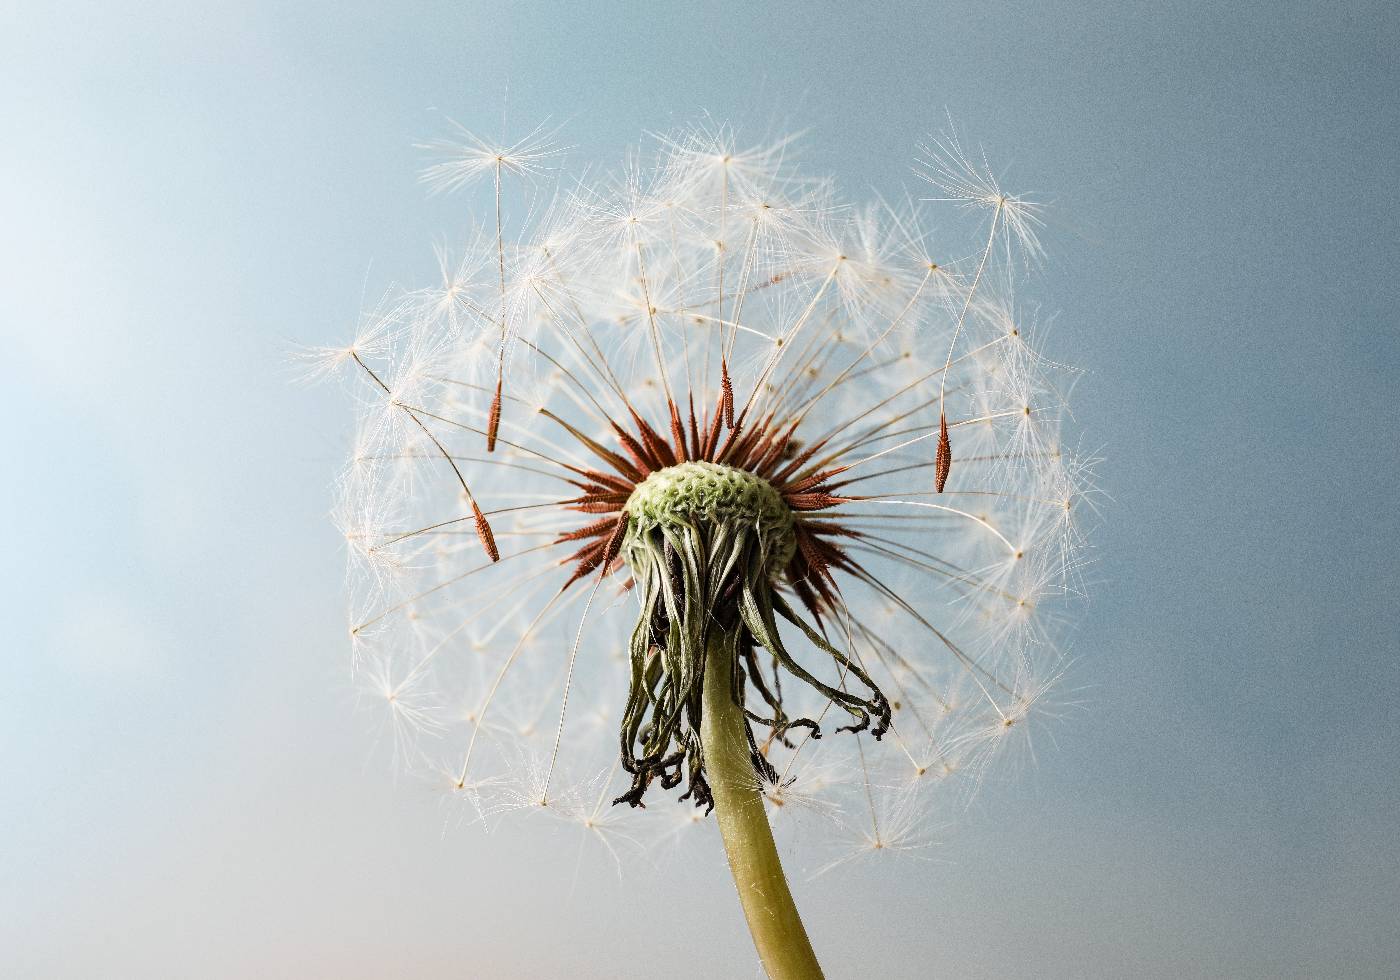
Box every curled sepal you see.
[611,501,890,811]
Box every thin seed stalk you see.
[702,630,824,980]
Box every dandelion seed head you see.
[328,118,1095,870]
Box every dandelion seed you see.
[416,120,566,194]
[916,116,1046,266]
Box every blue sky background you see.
[3,1,1397,977]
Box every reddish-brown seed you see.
[573,501,626,514]
[562,517,628,589]
[717,417,760,466]
[788,537,841,613]
[721,359,735,429]
[701,391,726,459]
[611,422,657,475]
[599,515,628,567]
[935,411,951,493]
[781,464,849,497]
[562,538,607,567]
[794,526,830,581]
[555,516,623,543]
[773,435,831,483]
[754,419,801,477]
[486,375,503,453]
[568,491,630,510]
[540,410,644,483]
[668,400,688,463]
[579,469,635,494]
[628,407,676,468]
[687,394,701,461]
[785,492,846,511]
[472,501,500,562]
[806,521,862,540]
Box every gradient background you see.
[4,1,1397,977]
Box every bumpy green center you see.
[624,461,796,572]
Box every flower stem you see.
[702,632,825,980]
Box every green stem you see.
[702,632,825,980]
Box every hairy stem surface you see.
[702,631,824,980]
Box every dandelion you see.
[325,120,1093,978]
